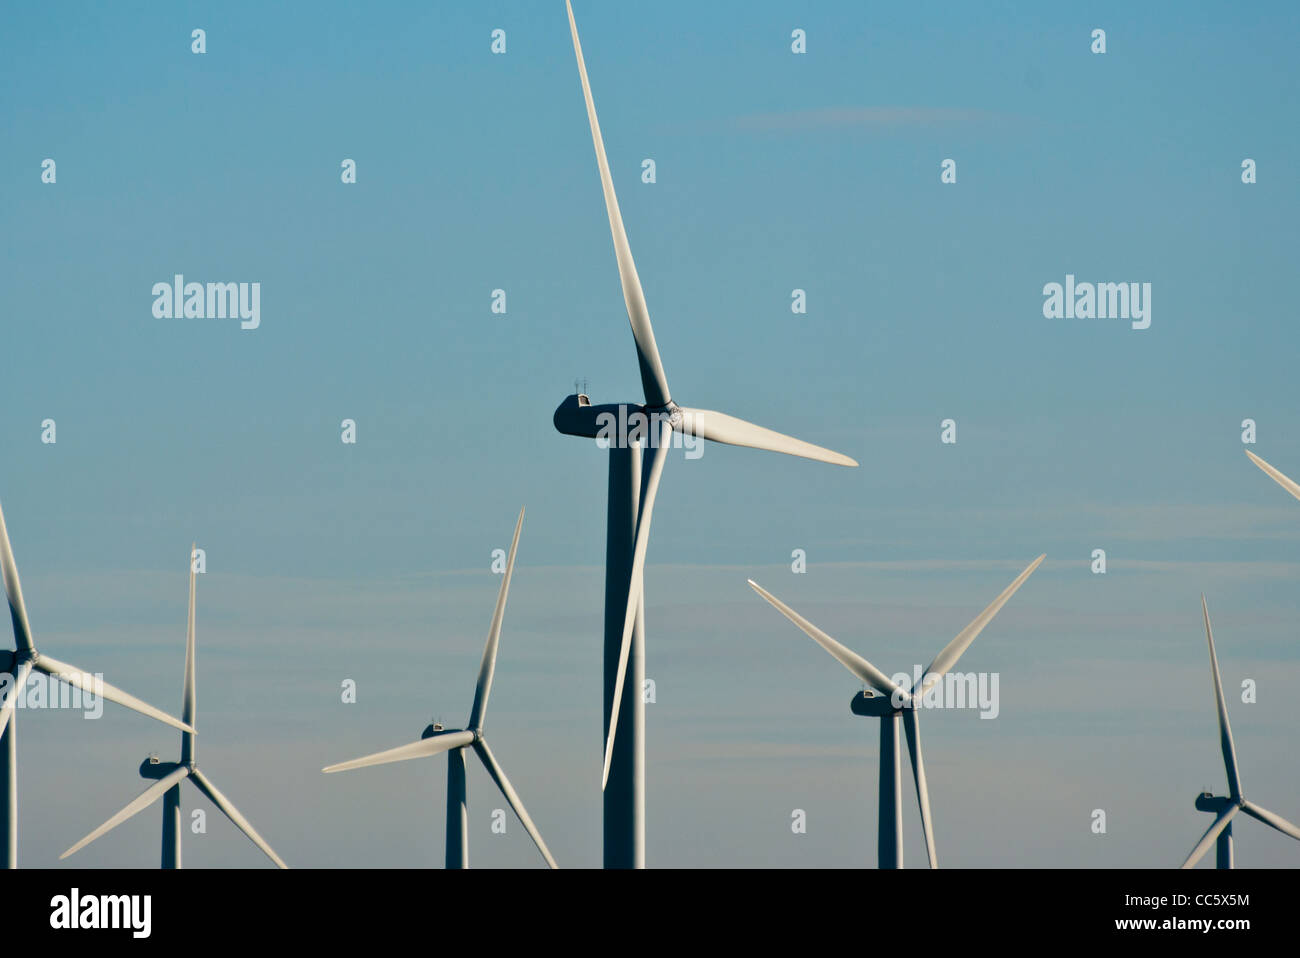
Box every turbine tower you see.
[553,0,859,868]
[1245,449,1300,503]
[0,497,192,868]
[61,545,287,868]
[1182,596,1300,868]
[747,556,1043,868]
[323,507,557,869]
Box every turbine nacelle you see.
[850,689,901,718]
[553,394,684,444]
[422,723,477,743]
[139,756,185,780]
[1196,792,1233,814]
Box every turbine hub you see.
[646,401,683,429]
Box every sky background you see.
[2,0,1299,868]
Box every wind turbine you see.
[61,546,286,868]
[0,497,193,869]
[552,0,859,868]
[1245,449,1300,503]
[1181,596,1300,869]
[747,555,1044,868]
[322,508,557,869]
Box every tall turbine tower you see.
[61,546,286,868]
[323,508,557,869]
[0,497,192,868]
[1182,597,1300,868]
[553,0,859,868]
[748,556,1043,868]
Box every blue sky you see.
[2,0,1300,867]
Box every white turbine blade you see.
[1241,801,1300,842]
[1245,449,1300,503]
[183,544,197,729]
[746,580,906,701]
[918,555,1045,695]
[0,498,34,652]
[1181,804,1239,869]
[603,420,671,788]
[677,407,857,468]
[901,709,937,869]
[468,507,524,730]
[34,654,194,734]
[60,765,190,860]
[0,659,33,741]
[1201,596,1242,800]
[473,739,559,869]
[565,0,671,407]
[322,729,476,773]
[189,768,287,869]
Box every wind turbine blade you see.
[918,555,1045,695]
[746,580,906,703]
[603,419,671,788]
[183,544,197,729]
[1201,597,1242,801]
[1181,804,1239,869]
[901,709,937,869]
[468,507,524,730]
[0,659,33,741]
[473,739,559,869]
[189,769,287,869]
[678,407,857,468]
[34,655,194,734]
[1245,449,1300,503]
[0,499,34,652]
[1241,801,1300,842]
[60,766,190,860]
[322,730,476,773]
[565,0,671,407]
